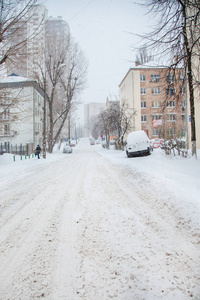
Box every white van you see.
[126,130,151,157]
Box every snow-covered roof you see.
[134,61,168,69]
[0,74,45,97]
[0,73,35,83]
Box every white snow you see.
[0,138,199,299]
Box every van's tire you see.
[126,151,130,158]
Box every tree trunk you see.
[48,103,54,153]
[183,3,197,157]
[52,110,69,150]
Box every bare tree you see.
[136,0,200,157]
[135,45,153,65]
[36,36,87,153]
[92,99,133,150]
[0,0,43,70]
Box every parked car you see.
[63,144,73,153]
[152,138,162,149]
[90,139,95,145]
[110,140,115,145]
[69,142,76,147]
[126,130,151,157]
[95,140,100,144]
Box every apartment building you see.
[119,63,186,140]
[4,5,47,80]
[45,16,70,47]
[84,102,106,137]
[187,55,200,150]
[0,74,44,151]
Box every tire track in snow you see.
[0,155,79,299]
[73,150,200,299]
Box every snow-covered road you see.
[0,139,199,299]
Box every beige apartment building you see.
[119,63,186,140]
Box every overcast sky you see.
[44,0,152,123]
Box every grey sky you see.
[44,0,151,123]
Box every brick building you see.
[119,63,186,140]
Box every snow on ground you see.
[0,138,199,300]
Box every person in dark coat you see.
[35,145,41,159]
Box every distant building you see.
[0,74,44,152]
[45,16,70,47]
[106,97,119,111]
[119,62,186,140]
[106,97,120,140]
[3,5,47,80]
[84,102,106,137]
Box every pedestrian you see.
[35,145,41,159]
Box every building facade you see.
[119,64,186,140]
[45,16,70,47]
[0,75,44,153]
[84,102,106,137]
[3,5,47,80]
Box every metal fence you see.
[0,143,34,156]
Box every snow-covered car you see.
[126,130,151,157]
[95,140,100,144]
[90,139,95,145]
[63,144,73,153]
[110,140,115,145]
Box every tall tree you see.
[137,0,200,156]
[36,36,87,153]
[92,99,133,149]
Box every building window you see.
[153,129,161,136]
[152,114,162,121]
[152,87,160,95]
[179,73,185,81]
[178,100,186,110]
[180,87,185,94]
[167,114,176,121]
[141,115,147,122]
[151,74,160,82]
[140,74,146,82]
[141,88,146,95]
[141,101,146,108]
[152,101,161,108]
[167,100,175,107]
[3,109,10,120]
[181,114,185,122]
[4,124,10,135]
[166,87,176,97]
[167,128,176,137]
[166,74,175,83]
